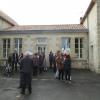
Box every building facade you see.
[80,0,100,73]
[0,25,88,68]
[0,0,100,73]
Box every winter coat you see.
[64,58,71,70]
[56,56,64,69]
[20,56,34,74]
[12,53,18,63]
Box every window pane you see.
[19,43,22,48]
[3,39,6,48]
[80,38,83,48]
[19,39,22,48]
[75,38,78,43]
[80,43,83,48]
[7,48,10,57]
[8,39,10,48]
[80,48,82,54]
[14,39,18,48]
[75,43,78,48]
[75,48,78,53]
[3,48,6,58]
[80,38,83,44]
[80,53,82,58]
[15,43,18,48]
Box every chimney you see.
[80,17,83,24]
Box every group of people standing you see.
[49,50,71,83]
[7,50,45,75]
[6,50,71,95]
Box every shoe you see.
[21,91,25,95]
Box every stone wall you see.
[0,31,88,69]
[0,18,12,30]
[83,3,98,72]
[72,59,88,69]
[97,0,100,73]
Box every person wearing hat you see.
[20,51,34,95]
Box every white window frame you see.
[3,39,10,58]
[75,38,83,58]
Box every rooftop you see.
[0,10,18,26]
[5,24,87,31]
[0,24,88,34]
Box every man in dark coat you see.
[49,51,53,68]
[12,50,18,72]
[20,51,34,95]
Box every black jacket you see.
[64,58,71,70]
[12,53,18,62]
[20,56,34,74]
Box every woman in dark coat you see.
[64,54,71,83]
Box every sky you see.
[0,0,91,25]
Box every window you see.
[36,38,47,54]
[3,39,10,58]
[61,37,70,50]
[14,38,22,55]
[37,46,46,53]
[75,38,83,58]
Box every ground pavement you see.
[0,69,100,100]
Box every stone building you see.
[80,0,100,73]
[0,24,88,69]
[0,0,100,73]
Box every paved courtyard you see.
[0,69,100,100]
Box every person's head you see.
[50,51,52,54]
[24,51,29,57]
[24,51,33,58]
[14,48,17,53]
[57,50,61,56]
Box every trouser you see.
[19,72,22,88]
[49,61,53,68]
[53,63,56,73]
[65,69,71,81]
[39,66,43,74]
[58,69,64,80]
[12,62,17,72]
[21,72,32,93]
[33,66,38,75]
